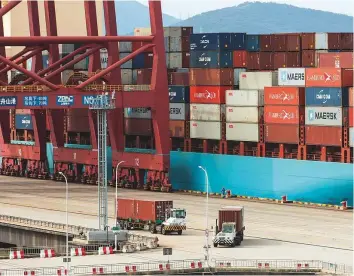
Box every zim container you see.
[190,85,231,104]
[264,87,305,106]
[169,120,185,138]
[264,105,304,125]
[305,87,348,107]
[305,68,353,87]
[124,118,152,136]
[190,51,233,68]
[189,68,234,86]
[265,124,299,144]
[305,126,342,146]
[190,121,221,140]
[226,123,259,142]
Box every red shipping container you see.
[144,53,154,68]
[265,124,299,144]
[301,33,315,50]
[15,109,31,115]
[132,41,153,52]
[189,68,233,86]
[66,109,89,132]
[302,50,316,67]
[286,52,301,67]
[264,87,305,105]
[340,33,353,50]
[318,52,353,69]
[169,120,185,137]
[349,87,354,106]
[124,118,152,136]
[117,198,173,222]
[136,69,152,85]
[247,52,273,70]
[180,27,193,37]
[327,33,341,50]
[190,85,232,104]
[169,72,189,85]
[305,126,342,146]
[273,34,287,51]
[273,52,287,68]
[287,34,301,51]
[259,34,273,51]
[264,105,304,125]
[182,52,190,68]
[247,52,259,70]
[305,68,353,87]
[349,107,353,127]
[233,50,247,68]
[218,208,244,233]
[181,36,190,52]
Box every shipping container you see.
[231,33,247,50]
[301,33,315,50]
[169,72,189,86]
[124,107,151,119]
[264,105,303,125]
[349,107,353,127]
[226,106,261,123]
[233,51,247,68]
[66,109,90,133]
[233,68,247,87]
[218,208,244,233]
[165,26,193,37]
[305,126,342,146]
[170,120,185,138]
[287,34,301,51]
[190,68,233,86]
[305,68,353,87]
[190,104,225,121]
[168,52,183,68]
[317,52,353,69]
[181,36,190,52]
[182,52,190,68]
[190,51,233,68]
[169,86,190,103]
[273,52,287,68]
[301,50,328,67]
[136,69,152,85]
[274,52,301,68]
[169,36,182,52]
[349,87,354,106]
[278,68,305,86]
[259,34,273,51]
[264,87,305,105]
[132,41,153,53]
[190,33,232,51]
[15,109,31,115]
[134,27,152,36]
[226,89,264,107]
[164,36,170,52]
[246,35,260,51]
[190,86,231,104]
[170,103,188,120]
[305,87,348,107]
[273,34,287,51]
[226,123,259,142]
[327,33,341,50]
[124,118,152,136]
[340,33,353,50]
[121,69,133,85]
[315,33,328,50]
[132,53,145,69]
[15,114,33,130]
[305,107,342,126]
[247,52,274,70]
[119,42,132,53]
[100,51,133,69]
[117,198,173,222]
[190,121,221,140]
[265,124,299,144]
[239,71,278,90]
[144,53,154,68]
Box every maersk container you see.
[233,68,246,87]
[226,107,261,123]
[189,33,232,51]
[190,51,233,68]
[278,68,305,86]
[305,87,348,107]
[190,121,221,140]
[305,107,342,126]
[231,33,247,50]
[315,33,328,50]
[132,53,145,69]
[170,103,188,121]
[169,86,190,103]
[124,107,151,119]
[226,90,264,107]
[15,115,33,130]
[246,35,260,51]
[226,123,259,142]
[239,71,278,90]
[190,104,225,121]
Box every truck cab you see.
[213,222,241,247]
[160,208,187,235]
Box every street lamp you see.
[114,161,125,252]
[58,171,69,274]
[198,166,210,264]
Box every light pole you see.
[59,172,69,274]
[114,161,125,252]
[198,166,210,264]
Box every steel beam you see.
[0,0,21,18]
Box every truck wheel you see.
[150,225,156,234]
[161,226,166,235]
[231,240,236,247]
[235,237,242,246]
[213,243,218,248]
[177,230,182,235]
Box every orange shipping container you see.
[190,86,231,104]
[233,51,247,68]
[349,107,353,127]
[305,68,353,87]
[169,120,185,137]
[264,105,304,125]
[318,52,354,69]
[349,87,354,106]
[264,87,305,106]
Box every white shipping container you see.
[305,107,342,126]
[121,69,133,85]
[278,68,305,86]
[124,107,151,119]
[134,27,182,37]
[168,52,182,69]
[132,69,138,85]
[100,51,133,69]
[226,107,261,123]
[134,27,151,36]
[190,121,221,140]
[350,128,354,147]
[119,42,132,53]
[169,37,182,52]
[60,44,75,54]
[233,68,246,87]
[164,37,170,52]
[166,53,170,68]
[190,104,225,121]
[61,70,75,84]
[74,54,87,70]
[315,32,328,50]
[226,90,264,107]
[226,123,259,142]
[239,71,278,90]
[170,103,188,120]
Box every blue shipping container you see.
[231,33,247,50]
[15,115,33,130]
[169,86,190,103]
[132,53,145,69]
[190,51,233,68]
[305,87,348,107]
[246,35,260,51]
[190,33,232,51]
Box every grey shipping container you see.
[305,106,342,126]
[170,103,189,120]
[233,68,246,87]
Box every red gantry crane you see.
[0,0,171,192]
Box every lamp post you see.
[59,172,69,274]
[198,166,210,264]
[114,161,125,251]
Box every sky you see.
[135,0,353,19]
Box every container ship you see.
[2,26,354,206]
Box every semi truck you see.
[116,198,187,235]
[213,206,245,247]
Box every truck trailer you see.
[117,198,187,235]
[213,206,245,247]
